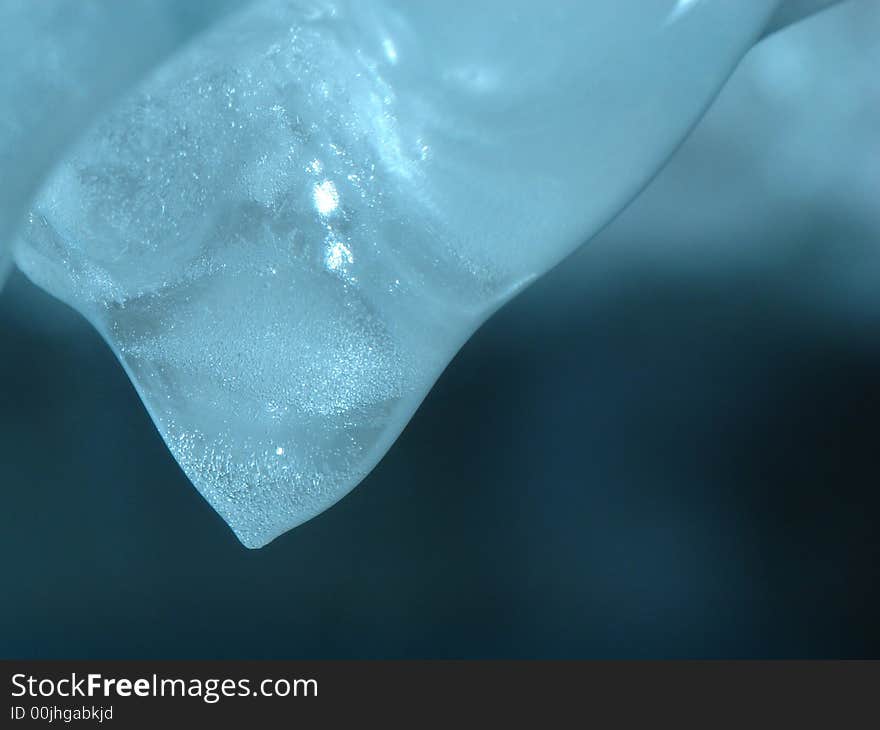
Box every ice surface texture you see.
[15,0,784,547]
[0,0,244,283]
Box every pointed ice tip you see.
[234,529,273,550]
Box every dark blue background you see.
[2,210,878,658]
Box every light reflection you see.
[325,239,353,271]
[382,37,398,64]
[313,179,339,215]
[666,0,701,25]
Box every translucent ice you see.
[0,0,244,284]
[15,0,828,546]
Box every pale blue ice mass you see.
[2,0,840,546]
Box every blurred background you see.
[1,1,878,658]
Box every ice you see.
[16,0,781,547]
[0,0,245,286]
